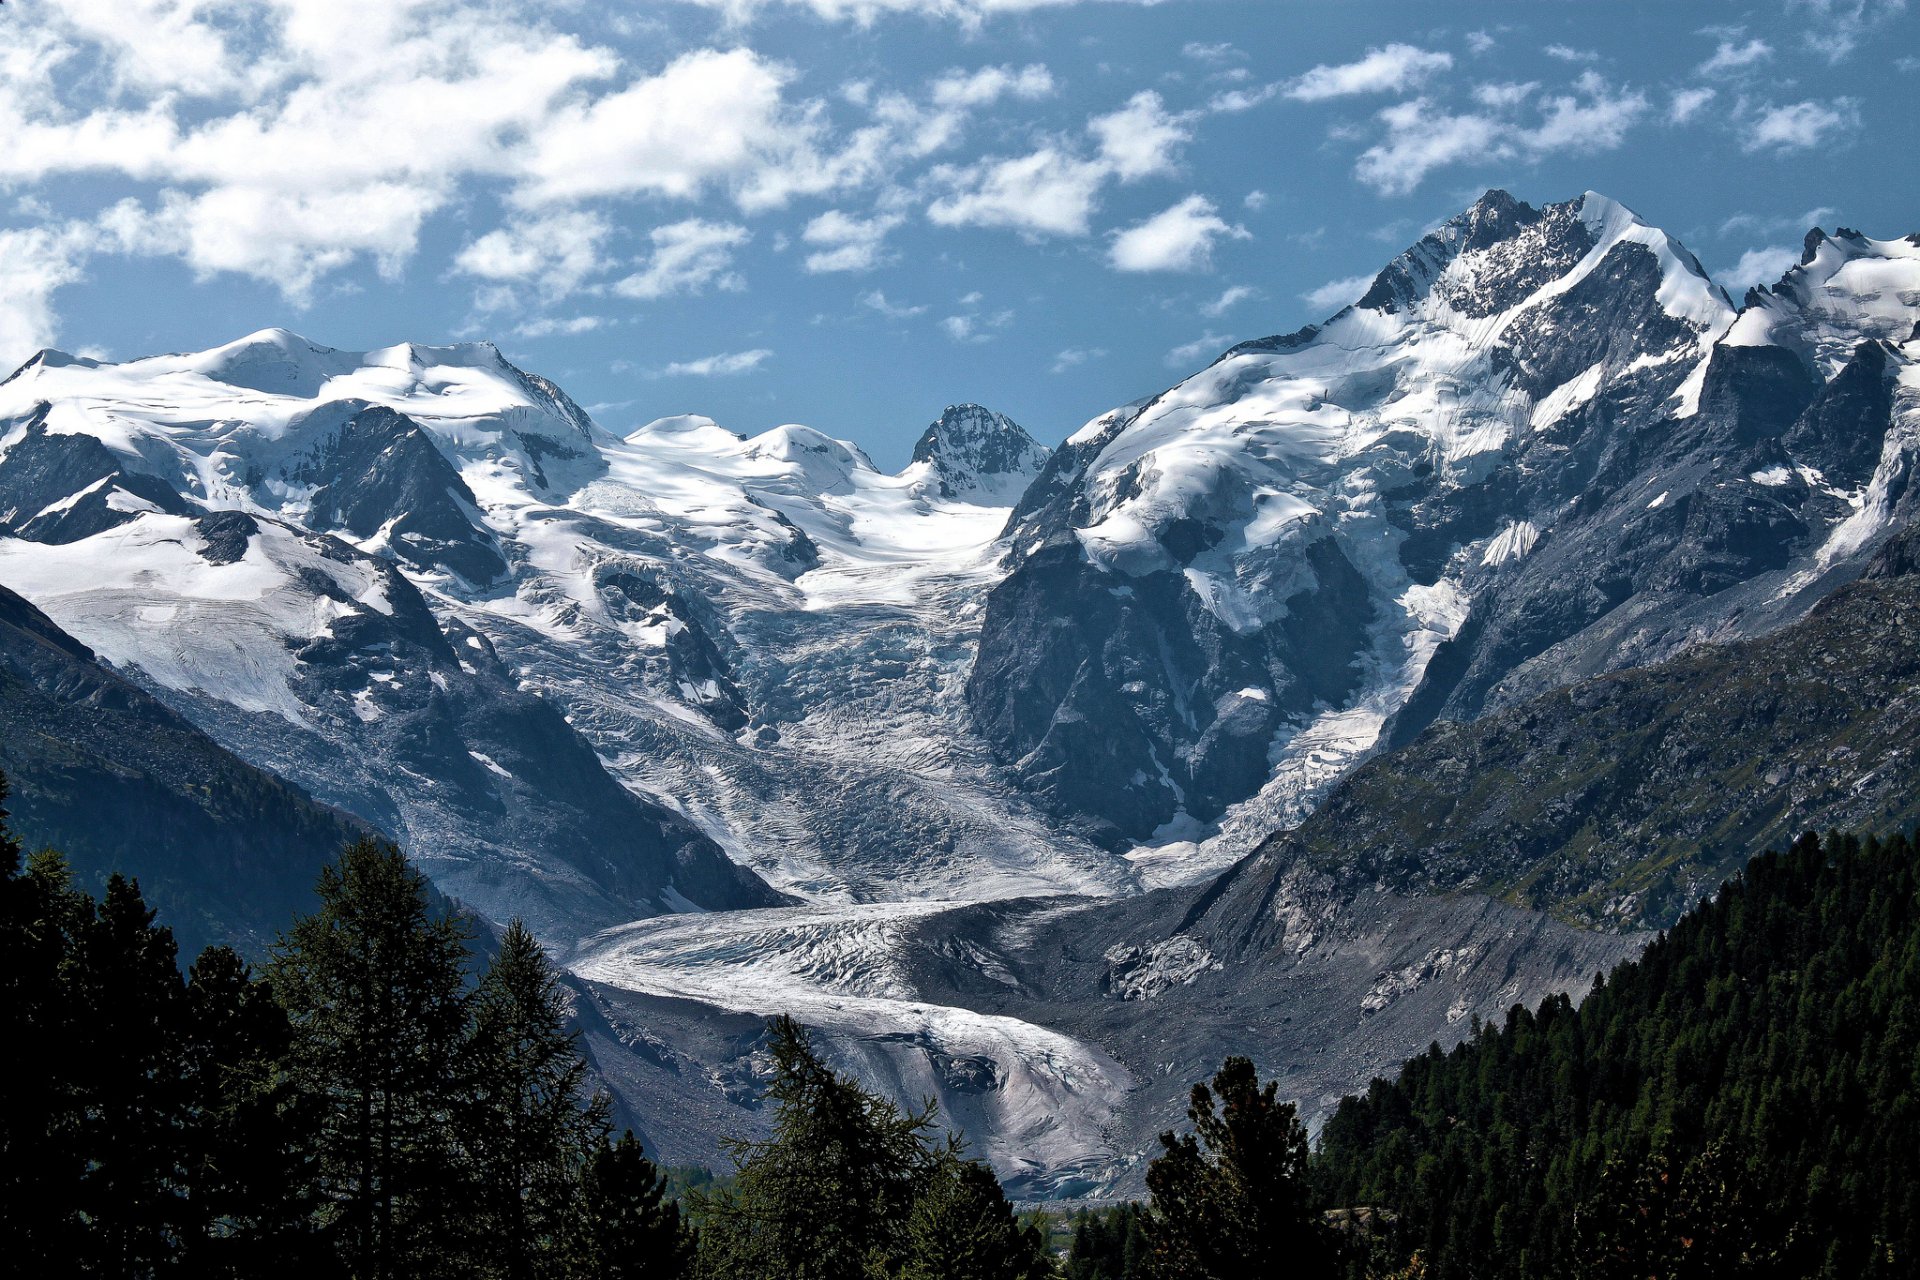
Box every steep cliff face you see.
[968,192,1920,855]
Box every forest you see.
[4,767,1916,1278]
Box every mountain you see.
[968,192,1919,872]
[2,191,1917,1194]
[0,580,371,957]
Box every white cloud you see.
[1466,30,1498,55]
[1301,272,1375,313]
[929,63,1055,109]
[613,220,750,300]
[1108,195,1249,273]
[1793,0,1908,62]
[0,222,95,370]
[1742,98,1861,151]
[1353,73,1650,195]
[1285,44,1454,102]
[940,309,1012,342]
[1201,284,1258,317]
[801,210,904,273]
[1543,44,1599,62]
[668,0,1157,25]
[1243,190,1269,211]
[651,348,772,377]
[1670,87,1717,124]
[1698,38,1773,75]
[1523,74,1648,154]
[927,147,1110,237]
[1089,92,1192,181]
[1050,346,1107,372]
[514,48,836,211]
[1182,42,1241,64]
[1355,99,1504,196]
[454,211,612,299]
[514,314,608,338]
[1473,82,1538,109]
[1208,84,1281,113]
[1718,205,1838,237]
[1165,330,1229,367]
[1721,246,1801,292]
[860,289,929,319]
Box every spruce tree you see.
[180,944,327,1278]
[566,1131,696,1280]
[1144,1056,1331,1280]
[462,920,607,1279]
[270,839,474,1280]
[697,1015,942,1279]
[890,1155,1051,1280]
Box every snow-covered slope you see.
[970,190,1919,880]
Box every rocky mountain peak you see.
[909,404,1051,502]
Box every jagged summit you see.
[908,403,1051,503]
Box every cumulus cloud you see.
[927,147,1110,237]
[454,212,612,300]
[1284,44,1454,102]
[668,0,1157,26]
[1543,44,1599,62]
[940,309,1013,342]
[1742,98,1861,151]
[650,348,772,377]
[1300,272,1376,314]
[1353,73,1651,195]
[613,220,751,300]
[929,63,1055,108]
[1355,99,1504,196]
[1720,246,1801,292]
[1670,87,1718,124]
[0,222,96,370]
[1090,92,1193,181]
[1108,196,1249,273]
[801,210,904,273]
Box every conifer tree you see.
[270,839,474,1280]
[890,1154,1051,1280]
[462,920,607,1279]
[565,1131,696,1280]
[180,944,327,1277]
[1144,1055,1331,1280]
[697,1015,942,1279]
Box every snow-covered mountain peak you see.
[1724,224,1920,374]
[907,404,1051,504]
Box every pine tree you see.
[696,1015,943,1279]
[565,1131,696,1280]
[269,839,474,1280]
[1144,1056,1332,1280]
[890,1154,1051,1280]
[462,920,607,1279]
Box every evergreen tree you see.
[696,1015,943,1279]
[179,944,328,1277]
[566,1131,696,1280]
[890,1154,1051,1280]
[75,873,195,1275]
[1144,1056,1331,1280]
[1063,1204,1150,1280]
[462,920,608,1279]
[270,839,474,1280]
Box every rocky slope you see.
[969,193,1920,877]
[0,580,372,957]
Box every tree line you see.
[9,759,1915,1278]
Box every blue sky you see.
[2,0,1915,466]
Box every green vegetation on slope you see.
[1312,828,1920,1279]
